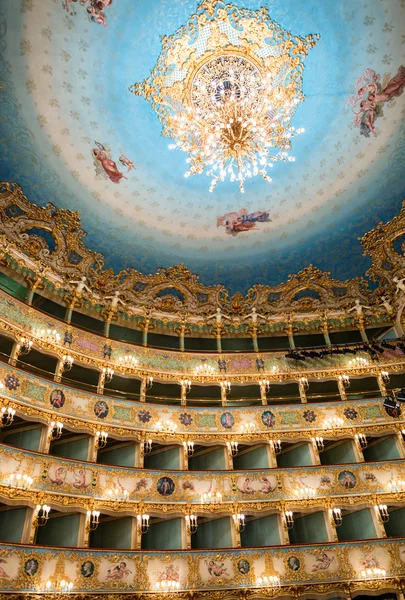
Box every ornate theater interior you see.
[0,0,405,599]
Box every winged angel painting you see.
[91,142,129,184]
[217,208,272,236]
[348,66,405,137]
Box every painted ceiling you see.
[0,0,404,295]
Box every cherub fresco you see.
[119,153,135,172]
[348,66,405,137]
[62,0,112,26]
[311,553,334,572]
[92,142,127,184]
[205,560,229,577]
[217,208,272,236]
[106,561,132,580]
[0,559,9,578]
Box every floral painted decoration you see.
[4,374,20,390]
[179,413,192,426]
[303,409,316,423]
[344,407,358,420]
[138,410,151,423]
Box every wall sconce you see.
[295,486,316,499]
[257,575,280,587]
[35,504,50,526]
[312,436,324,452]
[137,513,150,534]
[61,354,74,371]
[8,473,33,489]
[271,439,282,454]
[220,380,231,395]
[143,439,152,454]
[44,579,74,593]
[284,510,294,529]
[186,514,198,535]
[329,507,343,527]
[96,430,108,448]
[155,580,180,591]
[17,336,33,356]
[387,479,405,492]
[156,420,178,433]
[338,374,350,388]
[1,406,15,426]
[86,510,100,531]
[240,422,256,434]
[184,441,194,456]
[324,416,344,429]
[376,504,389,523]
[201,491,222,504]
[102,366,114,382]
[227,441,238,456]
[381,371,390,384]
[146,376,153,390]
[361,568,386,580]
[49,421,63,441]
[181,378,192,394]
[259,378,270,393]
[233,513,245,533]
[118,354,138,368]
[34,328,61,344]
[299,377,309,391]
[355,432,367,449]
[107,488,129,502]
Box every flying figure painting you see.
[91,142,127,184]
[217,208,272,236]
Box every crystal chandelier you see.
[131,0,319,192]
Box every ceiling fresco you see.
[0,0,404,294]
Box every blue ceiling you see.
[0,0,404,294]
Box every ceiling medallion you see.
[131,0,319,192]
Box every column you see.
[103,319,111,338]
[225,443,234,470]
[309,440,321,465]
[324,509,339,542]
[216,325,222,353]
[353,438,365,462]
[181,383,187,407]
[298,379,307,404]
[231,510,241,549]
[279,504,290,544]
[54,359,64,383]
[182,443,189,470]
[25,276,43,306]
[97,370,106,395]
[38,425,52,454]
[377,373,387,397]
[221,385,227,407]
[21,507,37,544]
[260,384,268,406]
[138,441,145,468]
[142,319,150,347]
[8,340,21,366]
[397,430,405,457]
[358,317,368,342]
[371,503,387,538]
[251,325,259,353]
[267,441,278,468]
[140,378,147,402]
[337,377,348,402]
[321,321,331,346]
[179,324,186,352]
[77,512,88,547]
[87,434,98,463]
[286,323,295,349]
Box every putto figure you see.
[92,142,127,184]
[63,0,113,26]
[217,208,271,236]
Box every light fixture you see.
[295,486,316,499]
[102,366,114,382]
[220,380,231,395]
[156,419,178,433]
[355,432,367,449]
[61,354,74,371]
[348,357,368,368]
[387,479,405,492]
[184,441,194,456]
[180,378,192,394]
[233,513,245,533]
[118,354,138,368]
[8,473,33,489]
[143,439,152,454]
[323,417,344,429]
[49,421,63,441]
[201,491,222,504]
[34,328,61,344]
[312,436,324,452]
[338,374,350,388]
[186,514,198,535]
[284,510,294,529]
[376,504,389,523]
[361,568,386,580]
[43,578,74,593]
[137,513,150,534]
[107,488,129,502]
[35,504,50,526]
[329,507,343,527]
[155,580,180,591]
[381,371,390,384]
[259,378,270,393]
[257,575,281,587]
[194,363,215,376]
[17,336,33,356]
[299,377,309,391]
[227,441,238,456]
[146,376,153,390]
[1,406,15,426]
[240,422,256,434]
[270,439,282,454]
[86,510,100,531]
[96,430,108,448]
